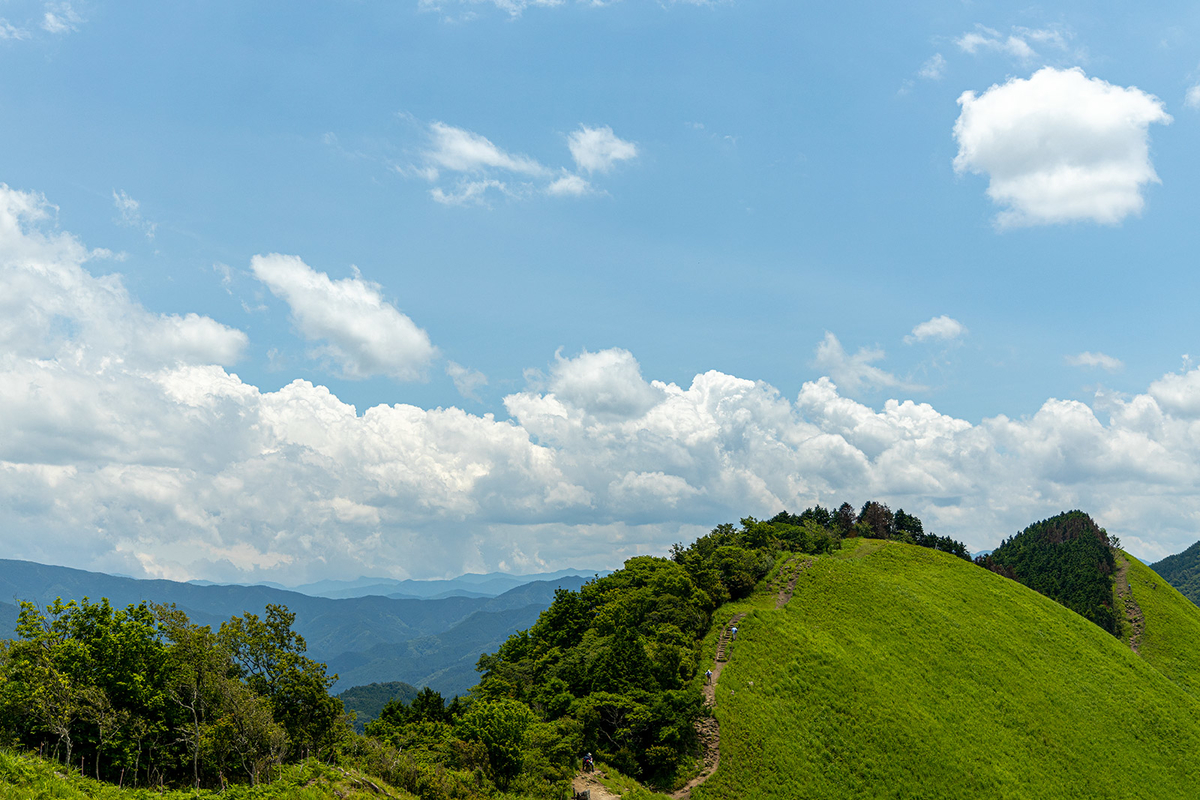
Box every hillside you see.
[1123,552,1200,699]
[1149,541,1200,606]
[694,539,1200,799]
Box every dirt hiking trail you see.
[1114,556,1144,654]
[776,558,812,609]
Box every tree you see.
[456,698,534,788]
[218,604,344,759]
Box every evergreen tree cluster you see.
[977,510,1119,635]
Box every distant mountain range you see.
[0,559,589,694]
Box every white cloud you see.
[918,54,946,80]
[112,190,157,240]
[905,315,966,344]
[407,120,632,204]
[418,0,563,18]
[813,332,917,396]
[1186,85,1200,109]
[568,125,638,174]
[0,19,30,39]
[250,254,436,381]
[546,173,592,197]
[14,184,1200,582]
[954,67,1172,228]
[426,122,548,177]
[545,347,664,421]
[955,24,1068,63]
[41,2,81,34]
[447,361,488,400]
[431,179,512,207]
[1067,351,1123,371]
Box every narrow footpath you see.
[1114,556,1144,654]
[669,612,746,799]
[776,558,812,609]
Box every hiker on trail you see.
[705,669,713,684]
[731,626,738,641]
[583,752,594,772]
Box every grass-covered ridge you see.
[696,539,1200,800]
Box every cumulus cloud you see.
[13,184,1200,583]
[1186,85,1200,110]
[954,67,1172,227]
[250,254,436,381]
[905,315,966,344]
[1067,352,1123,371]
[568,125,638,174]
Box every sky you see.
[3,0,1200,583]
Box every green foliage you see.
[695,539,1200,799]
[0,597,346,791]
[336,681,420,732]
[980,510,1118,634]
[0,748,419,799]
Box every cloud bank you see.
[6,184,1200,585]
[954,67,1171,228]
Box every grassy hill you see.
[693,539,1200,799]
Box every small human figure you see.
[705,669,713,684]
[583,752,594,773]
[731,626,738,641]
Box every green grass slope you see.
[1125,552,1200,699]
[694,540,1200,800]
[0,751,417,800]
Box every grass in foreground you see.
[0,750,417,800]
[695,539,1200,800]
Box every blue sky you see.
[3,0,1200,582]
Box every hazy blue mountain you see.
[292,568,605,600]
[326,602,552,697]
[0,560,586,684]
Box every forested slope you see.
[696,540,1200,800]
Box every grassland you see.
[694,540,1200,800]
[0,750,417,800]
[1127,552,1200,699]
